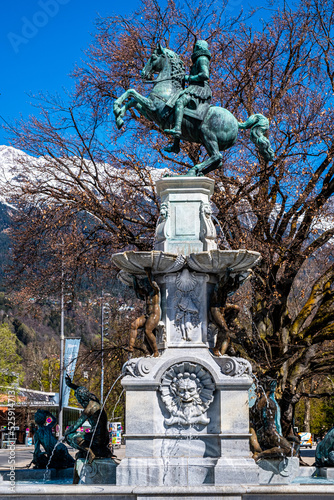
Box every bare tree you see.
[2,0,334,433]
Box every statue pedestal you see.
[76,458,117,484]
[317,467,334,479]
[154,176,217,255]
[117,349,258,486]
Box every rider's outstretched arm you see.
[65,374,79,391]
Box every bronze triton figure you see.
[64,375,112,465]
[250,378,299,461]
[32,410,74,469]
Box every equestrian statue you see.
[113,41,274,176]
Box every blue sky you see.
[1,0,142,145]
[1,0,271,147]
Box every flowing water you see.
[211,215,232,249]
[160,423,199,485]
[78,372,125,483]
[16,477,73,485]
[42,437,66,482]
[161,425,182,485]
[111,388,125,421]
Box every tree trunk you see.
[280,384,301,437]
[304,379,315,432]
[304,398,311,433]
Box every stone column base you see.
[116,457,218,486]
[317,466,334,479]
[215,457,259,485]
[257,456,300,484]
[76,458,117,484]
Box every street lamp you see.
[100,292,110,405]
[59,265,65,439]
[57,244,72,439]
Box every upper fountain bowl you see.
[112,250,186,275]
[187,249,261,274]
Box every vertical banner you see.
[61,338,81,408]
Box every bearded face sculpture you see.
[159,362,215,427]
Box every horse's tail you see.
[238,113,275,162]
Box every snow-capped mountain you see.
[0,145,37,206]
[0,145,33,180]
[0,145,333,245]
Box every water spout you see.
[43,437,66,482]
[78,372,125,483]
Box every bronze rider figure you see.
[164,40,212,154]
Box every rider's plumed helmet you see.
[191,40,211,62]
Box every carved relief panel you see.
[163,269,211,346]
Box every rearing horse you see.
[113,45,274,176]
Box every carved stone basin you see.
[187,249,261,274]
[112,250,186,275]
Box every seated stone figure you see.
[250,378,299,461]
[315,426,334,467]
[64,375,112,464]
[32,409,74,469]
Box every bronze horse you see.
[114,45,274,176]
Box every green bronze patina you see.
[64,375,112,464]
[113,42,274,176]
[32,410,75,469]
[315,426,334,467]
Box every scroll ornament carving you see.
[219,356,252,377]
[122,358,152,378]
[155,201,170,243]
[200,202,216,243]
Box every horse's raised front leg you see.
[113,89,153,129]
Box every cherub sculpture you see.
[127,269,161,357]
[210,269,251,356]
